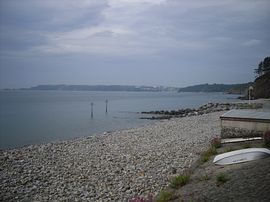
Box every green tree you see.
[262,57,270,73]
[255,56,270,77]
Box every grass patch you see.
[263,131,270,148]
[170,174,190,189]
[200,174,210,181]
[216,173,229,185]
[200,147,217,163]
[225,147,235,152]
[201,155,210,163]
[156,191,177,202]
[242,142,251,149]
[211,137,222,149]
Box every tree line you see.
[254,56,270,77]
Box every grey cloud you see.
[0,0,108,30]
[0,0,270,88]
[2,0,269,56]
[0,0,108,54]
[243,39,261,47]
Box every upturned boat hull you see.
[213,148,270,165]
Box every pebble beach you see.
[0,111,224,201]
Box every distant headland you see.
[4,83,253,94]
[18,85,178,92]
[178,83,252,94]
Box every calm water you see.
[0,90,239,149]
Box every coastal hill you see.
[178,83,252,94]
[21,84,179,92]
[254,72,270,98]
[253,56,270,98]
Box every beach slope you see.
[1,112,223,201]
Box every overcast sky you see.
[0,0,269,88]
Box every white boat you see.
[213,148,270,165]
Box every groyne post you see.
[91,102,94,118]
[105,99,108,114]
[248,86,254,105]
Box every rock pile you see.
[141,102,263,120]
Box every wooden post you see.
[249,86,254,105]
[105,99,108,114]
[91,102,94,118]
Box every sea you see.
[0,90,240,149]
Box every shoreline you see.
[2,100,263,151]
[1,111,224,201]
[0,92,256,151]
[1,99,269,201]
[141,101,263,120]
